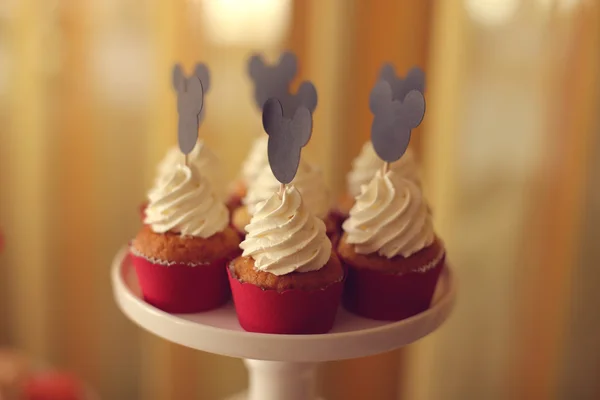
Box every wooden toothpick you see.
[278,183,286,198]
[382,162,390,174]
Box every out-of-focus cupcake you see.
[338,142,420,218]
[20,371,89,400]
[228,185,344,334]
[140,140,224,220]
[232,160,338,243]
[337,168,445,321]
[0,349,30,399]
[131,163,240,313]
[226,136,269,211]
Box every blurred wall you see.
[0,0,598,399]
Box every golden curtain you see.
[1,0,598,399]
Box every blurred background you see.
[0,0,599,399]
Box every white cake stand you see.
[111,247,456,400]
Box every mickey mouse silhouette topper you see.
[173,64,204,159]
[279,81,318,119]
[173,63,210,124]
[248,51,318,119]
[377,64,425,101]
[262,97,313,186]
[369,78,425,164]
[248,51,297,111]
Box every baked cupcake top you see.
[145,163,229,238]
[155,140,225,199]
[240,185,331,276]
[240,136,269,186]
[243,160,331,219]
[347,142,420,198]
[342,169,433,258]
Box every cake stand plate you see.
[111,246,456,400]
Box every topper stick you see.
[370,81,425,164]
[263,97,314,188]
[175,69,204,164]
[185,153,189,167]
[278,183,286,198]
[382,162,390,174]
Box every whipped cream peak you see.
[240,185,331,276]
[244,160,331,219]
[145,163,229,238]
[347,142,420,197]
[343,169,433,258]
[155,141,225,199]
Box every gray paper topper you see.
[280,81,318,118]
[370,65,424,113]
[262,98,313,184]
[176,75,204,155]
[248,51,297,109]
[370,80,425,163]
[173,63,210,123]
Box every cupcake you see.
[228,185,344,334]
[337,168,445,321]
[131,163,240,313]
[140,140,224,220]
[20,371,88,400]
[338,142,420,217]
[227,136,268,211]
[232,160,338,243]
[0,349,30,399]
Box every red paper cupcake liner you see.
[226,194,243,214]
[328,231,341,250]
[329,210,346,243]
[342,253,445,321]
[21,371,86,400]
[232,222,246,239]
[330,208,348,226]
[227,266,344,334]
[139,202,148,221]
[131,252,231,313]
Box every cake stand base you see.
[227,360,322,400]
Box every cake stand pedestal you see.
[111,247,456,400]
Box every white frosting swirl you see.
[342,169,434,258]
[244,161,331,219]
[240,185,332,276]
[347,142,420,197]
[145,164,229,238]
[155,141,225,199]
[241,136,269,186]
